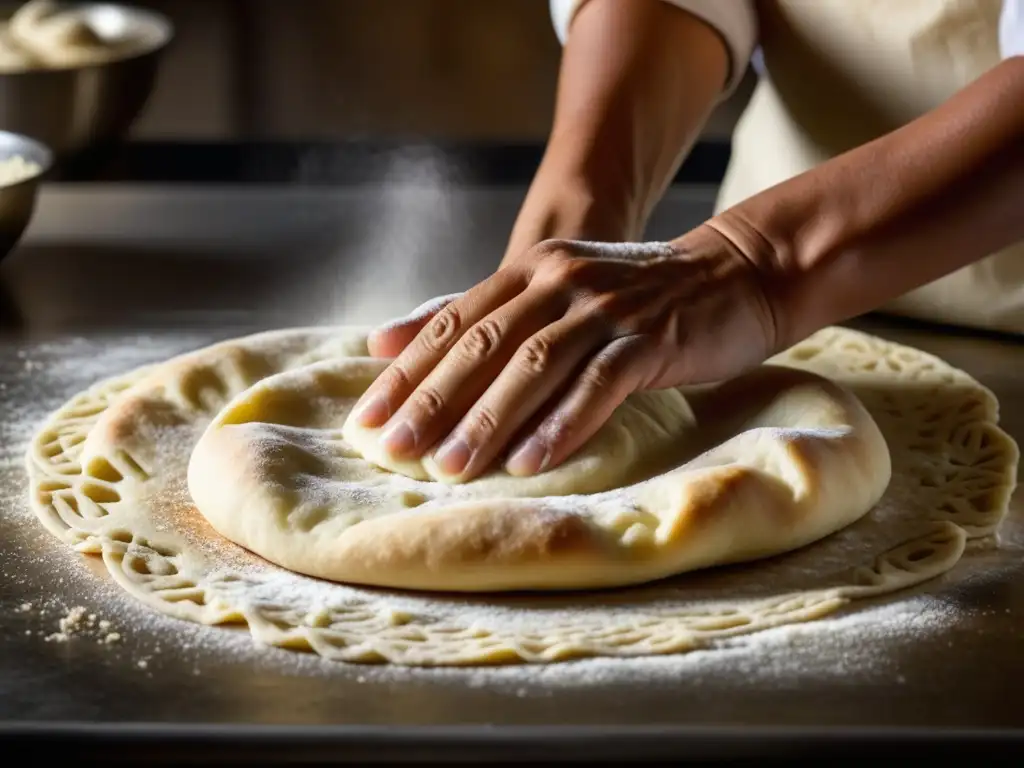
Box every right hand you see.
[352,225,778,481]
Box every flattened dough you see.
[340,378,697,489]
[187,355,891,592]
[25,326,1017,666]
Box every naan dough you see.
[340,380,696,489]
[25,326,1018,665]
[186,350,890,592]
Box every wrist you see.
[671,218,787,355]
[706,58,1024,346]
[699,189,843,353]
[502,150,644,268]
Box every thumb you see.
[367,293,463,358]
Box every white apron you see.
[715,0,1024,334]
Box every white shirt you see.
[550,0,1024,97]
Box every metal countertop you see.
[0,183,1022,760]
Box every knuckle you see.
[533,257,603,299]
[535,409,576,448]
[410,386,448,420]
[422,304,462,352]
[535,257,574,285]
[530,238,570,260]
[378,362,412,397]
[459,319,503,360]
[466,404,501,438]
[580,356,619,392]
[516,336,553,374]
[581,336,651,391]
[588,293,622,319]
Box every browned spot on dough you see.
[481,507,602,562]
[664,466,751,541]
[660,464,802,546]
[341,502,606,575]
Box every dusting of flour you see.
[1,330,238,674]
[5,328,1021,688]
[1,332,214,469]
[2,529,981,689]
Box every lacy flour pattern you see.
[24,326,1018,666]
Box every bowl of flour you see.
[0,1,173,156]
[0,127,51,262]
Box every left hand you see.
[348,227,777,481]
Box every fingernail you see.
[434,437,472,476]
[352,395,390,427]
[381,421,416,456]
[506,438,548,476]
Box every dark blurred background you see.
[129,0,754,143]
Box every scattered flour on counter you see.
[25,563,972,690]
[44,605,88,642]
[0,331,223,472]
[5,329,1021,685]
[3,332,219,671]
[42,604,121,645]
[4,468,1010,687]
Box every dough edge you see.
[187,359,892,592]
[24,323,1018,666]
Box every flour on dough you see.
[340,377,696,488]
[187,356,891,592]
[25,326,1018,665]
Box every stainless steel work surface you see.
[0,185,1021,740]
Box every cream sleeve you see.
[548,0,758,97]
[1001,0,1024,58]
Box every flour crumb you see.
[137,658,149,669]
[17,602,32,612]
[45,605,89,642]
[41,605,124,646]
[60,606,88,631]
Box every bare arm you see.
[502,0,731,264]
[354,17,1024,484]
[702,55,1024,351]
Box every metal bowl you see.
[0,2,173,158]
[0,128,51,261]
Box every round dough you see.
[340,376,696,489]
[25,325,1016,666]
[186,353,891,592]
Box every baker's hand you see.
[350,225,778,480]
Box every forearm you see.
[503,0,729,265]
[706,56,1024,349]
